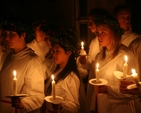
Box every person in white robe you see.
[44,32,85,113]
[90,15,139,113]
[120,36,141,113]
[76,8,110,113]
[113,5,139,47]
[0,18,45,113]
[27,21,50,63]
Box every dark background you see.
[0,0,141,47]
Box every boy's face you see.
[5,30,25,50]
[116,9,131,32]
[35,26,45,42]
[88,16,96,34]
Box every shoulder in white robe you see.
[0,47,45,113]
[91,45,139,113]
[45,71,80,113]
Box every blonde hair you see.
[99,23,121,60]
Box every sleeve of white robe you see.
[21,56,45,112]
[61,72,80,113]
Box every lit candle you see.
[131,69,139,84]
[123,55,128,78]
[80,41,86,55]
[96,63,100,83]
[13,70,17,95]
[81,42,84,50]
[51,75,56,99]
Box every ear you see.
[21,32,26,38]
[66,51,72,56]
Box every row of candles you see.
[12,71,56,98]
[12,42,85,96]
[80,41,139,83]
[95,55,139,84]
[12,42,139,98]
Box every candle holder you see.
[127,82,141,101]
[127,82,141,89]
[114,71,131,80]
[79,49,87,56]
[44,96,64,104]
[89,78,108,86]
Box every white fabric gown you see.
[0,48,45,113]
[45,71,80,113]
[92,45,139,113]
[121,31,138,47]
[27,39,49,63]
[129,36,141,113]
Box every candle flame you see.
[124,55,128,62]
[81,42,84,48]
[52,75,54,81]
[96,63,99,69]
[13,70,16,77]
[132,69,136,74]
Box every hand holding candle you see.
[96,63,100,83]
[132,69,139,84]
[52,75,56,99]
[13,70,17,95]
[123,55,128,78]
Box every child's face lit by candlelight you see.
[52,44,71,69]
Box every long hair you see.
[100,24,122,60]
[47,34,80,94]
[95,16,123,60]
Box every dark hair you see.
[40,23,61,36]
[47,33,80,94]
[51,34,80,57]
[2,17,26,36]
[113,5,131,17]
[54,52,79,83]
[2,17,34,43]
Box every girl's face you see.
[96,24,113,50]
[52,44,71,69]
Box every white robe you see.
[88,37,100,63]
[121,31,138,47]
[0,48,45,113]
[129,36,141,113]
[76,37,100,113]
[45,71,80,113]
[92,45,139,113]
[27,39,49,63]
